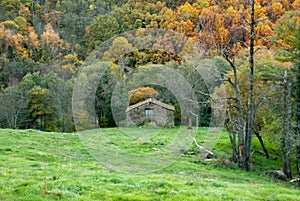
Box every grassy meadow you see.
[0,127,299,200]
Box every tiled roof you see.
[126,98,175,112]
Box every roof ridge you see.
[126,98,175,112]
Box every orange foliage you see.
[0,27,12,54]
[254,22,274,46]
[41,23,64,61]
[129,87,159,105]
[18,4,32,20]
[11,33,27,59]
[44,10,63,26]
[41,24,63,48]
[292,0,300,10]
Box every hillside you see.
[0,128,299,201]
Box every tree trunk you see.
[255,132,269,159]
[226,58,245,168]
[231,132,238,162]
[235,68,245,169]
[226,120,238,162]
[282,71,292,179]
[286,82,292,178]
[297,159,300,176]
[295,48,300,175]
[244,0,255,171]
[187,112,192,129]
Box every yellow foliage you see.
[254,2,267,19]
[0,20,19,31]
[279,0,290,10]
[272,2,284,17]
[103,37,136,63]
[214,14,229,46]
[62,53,83,75]
[89,4,95,10]
[180,37,195,60]
[162,8,174,21]
[178,2,199,21]
[232,42,243,53]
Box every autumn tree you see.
[129,87,159,105]
[164,2,200,38]
[198,1,246,168]
[198,0,278,170]
[41,23,65,62]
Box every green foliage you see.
[86,15,120,52]
[173,102,182,126]
[17,71,75,131]
[95,66,119,127]
[28,86,54,130]
[103,37,136,63]
[197,0,209,9]
[221,54,294,145]
[212,56,231,77]
[272,11,300,63]
[86,0,170,53]
[199,105,211,126]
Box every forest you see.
[0,0,299,180]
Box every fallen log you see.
[193,138,214,155]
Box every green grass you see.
[0,127,299,201]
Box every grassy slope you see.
[0,128,299,201]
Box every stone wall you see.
[126,103,174,127]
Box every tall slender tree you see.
[273,11,300,175]
[244,0,255,171]
[281,71,292,179]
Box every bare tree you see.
[0,86,26,129]
[48,79,73,132]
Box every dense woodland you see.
[0,0,299,174]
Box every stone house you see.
[126,98,175,127]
